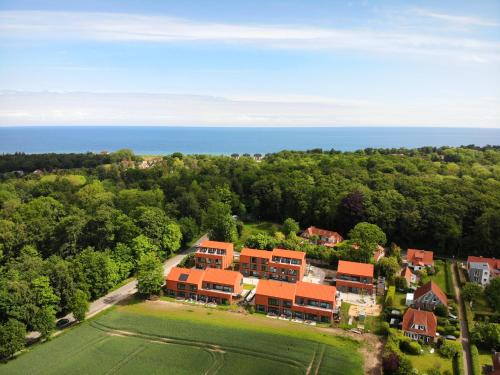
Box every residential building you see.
[373,245,385,262]
[239,248,306,283]
[412,281,448,311]
[301,226,343,247]
[335,260,374,294]
[401,266,417,286]
[195,240,234,270]
[165,267,243,304]
[254,279,338,323]
[467,256,500,286]
[402,308,437,343]
[406,249,434,271]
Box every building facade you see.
[239,248,306,283]
[254,279,338,323]
[335,260,374,294]
[194,240,234,270]
[467,256,500,286]
[165,267,243,304]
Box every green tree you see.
[282,218,300,237]
[137,253,164,297]
[45,256,77,314]
[439,340,459,359]
[376,257,400,280]
[162,223,182,256]
[202,202,237,242]
[462,282,483,303]
[70,289,89,322]
[0,319,26,359]
[395,276,408,290]
[348,222,387,246]
[130,235,161,264]
[485,277,500,311]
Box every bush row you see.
[470,345,481,375]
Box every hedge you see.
[470,345,481,375]
[385,285,396,306]
[453,349,465,375]
[445,260,456,299]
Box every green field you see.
[1,300,364,375]
[408,351,453,374]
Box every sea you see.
[1,126,499,155]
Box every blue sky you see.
[0,0,499,126]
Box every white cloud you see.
[411,8,498,27]
[0,11,499,63]
[0,91,499,128]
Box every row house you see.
[301,226,343,247]
[402,308,437,343]
[254,279,338,323]
[195,240,234,270]
[467,256,500,286]
[412,281,448,311]
[335,260,374,294]
[165,267,243,305]
[406,249,434,271]
[239,248,306,283]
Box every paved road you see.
[71,234,207,320]
[451,261,472,375]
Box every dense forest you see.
[0,146,499,355]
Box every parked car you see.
[445,335,457,340]
[56,318,71,329]
[449,313,457,319]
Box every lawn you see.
[408,350,453,374]
[236,221,281,247]
[392,292,407,310]
[478,349,494,369]
[2,299,365,375]
[243,283,255,290]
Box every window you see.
[251,257,258,263]
[177,283,186,290]
[296,297,304,305]
[260,265,267,271]
[268,298,279,306]
[283,300,292,308]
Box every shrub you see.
[400,338,421,355]
[470,345,481,375]
[435,304,449,317]
[439,341,459,359]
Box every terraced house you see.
[165,267,243,304]
[335,260,374,294]
[254,279,338,323]
[239,248,306,283]
[194,240,234,270]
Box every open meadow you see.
[0,299,365,375]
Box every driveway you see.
[69,234,207,320]
[451,261,472,375]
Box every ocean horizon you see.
[1,126,499,155]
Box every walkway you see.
[451,261,472,375]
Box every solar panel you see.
[179,273,189,281]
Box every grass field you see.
[1,299,364,375]
[408,351,453,374]
[236,221,281,247]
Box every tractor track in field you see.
[104,344,147,375]
[90,321,305,372]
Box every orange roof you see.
[401,266,415,284]
[295,282,336,303]
[255,279,296,300]
[414,281,448,306]
[203,268,241,286]
[467,256,500,270]
[407,249,433,266]
[199,240,234,252]
[240,248,272,260]
[272,248,306,260]
[166,267,204,286]
[402,308,437,337]
[303,226,343,241]
[337,260,374,278]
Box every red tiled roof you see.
[414,281,448,306]
[401,266,415,284]
[203,268,241,286]
[272,248,306,260]
[303,226,343,241]
[295,282,336,303]
[198,240,234,252]
[407,249,434,266]
[240,248,272,260]
[467,256,500,270]
[166,267,204,286]
[402,308,437,337]
[255,279,296,300]
[337,260,374,278]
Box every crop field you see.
[1,300,364,375]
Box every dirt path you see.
[451,261,472,375]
